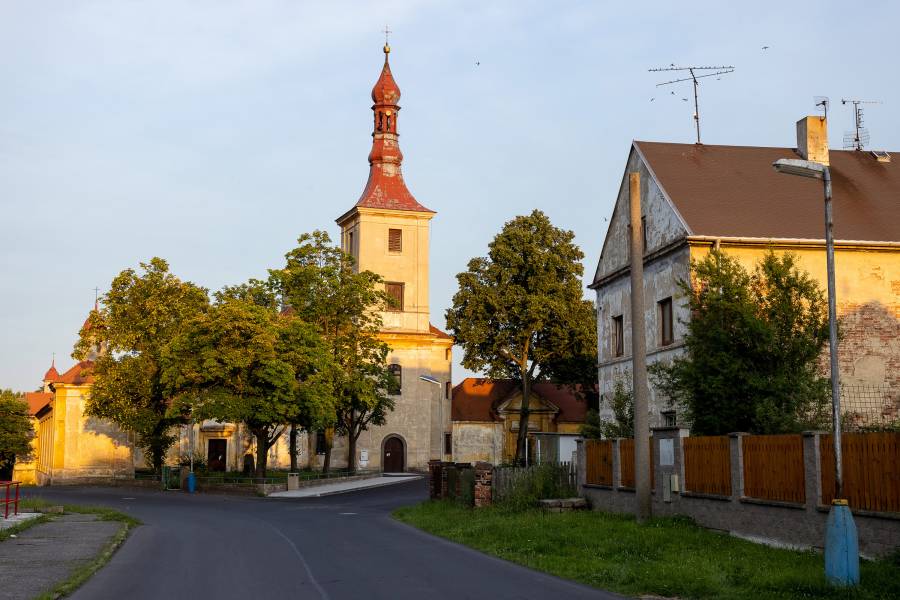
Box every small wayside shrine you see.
[334,42,453,472]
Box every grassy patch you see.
[394,501,900,599]
[0,513,52,541]
[11,497,140,598]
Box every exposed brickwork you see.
[474,462,493,507]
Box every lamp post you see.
[419,374,445,459]
[772,158,858,586]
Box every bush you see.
[496,464,577,511]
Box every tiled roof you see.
[55,360,95,385]
[451,378,591,423]
[43,363,59,382]
[24,392,52,416]
[635,141,900,242]
[429,323,452,340]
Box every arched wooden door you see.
[383,436,405,473]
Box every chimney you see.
[796,116,829,166]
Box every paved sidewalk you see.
[0,513,124,600]
[0,511,41,531]
[269,474,423,498]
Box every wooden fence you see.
[492,462,577,502]
[742,434,805,503]
[682,436,732,496]
[619,438,654,490]
[820,432,900,513]
[584,440,613,486]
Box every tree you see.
[75,258,209,475]
[163,286,333,479]
[0,390,33,480]
[446,210,596,465]
[274,231,397,473]
[652,249,830,435]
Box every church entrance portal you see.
[208,439,227,472]
[383,436,405,473]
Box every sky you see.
[2,0,899,392]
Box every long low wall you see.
[577,429,900,558]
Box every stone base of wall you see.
[539,497,588,512]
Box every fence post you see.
[652,427,687,503]
[729,432,749,502]
[803,431,825,512]
[474,462,493,507]
[575,439,586,489]
[612,438,622,490]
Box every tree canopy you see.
[163,281,333,478]
[75,258,209,473]
[446,210,596,464]
[0,389,33,480]
[652,249,831,435]
[274,231,396,472]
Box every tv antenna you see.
[649,64,735,144]
[841,98,881,150]
[814,96,830,120]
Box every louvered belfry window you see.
[388,228,402,252]
[386,282,404,311]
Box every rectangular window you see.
[445,381,451,400]
[641,216,647,253]
[443,432,452,455]
[659,297,673,346]
[388,364,402,395]
[662,410,677,428]
[612,315,624,357]
[388,228,402,252]
[347,231,354,255]
[385,282,404,312]
[315,431,327,455]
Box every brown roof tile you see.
[635,141,900,242]
[55,360,95,385]
[24,392,52,416]
[451,378,591,423]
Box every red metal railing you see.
[2,481,20,518]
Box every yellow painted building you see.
[591,116,900,428]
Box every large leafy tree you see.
[163,282,333,478]
[274,231,396,473]
[652,249,830,435]
[75,258,209,474]
[0,390,33,480]
[446,210,596,465]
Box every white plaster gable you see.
[593,144,690,284]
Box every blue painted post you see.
[825,500,859,586]
[186,472,196,494]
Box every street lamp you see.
[772,158,858,586]
[419,374,446,459]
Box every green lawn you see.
[393,501,900,599]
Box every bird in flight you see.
[762,45,770,50]
[650,97,655,102]
[475,60,480,66]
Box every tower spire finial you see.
[383,25,391,54]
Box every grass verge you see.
[13,497,140,599]
[394,500,900,599]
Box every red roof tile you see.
[451,378,591,423]
[55,360,95,385]
[24,392,52,416]
[43,362,59,382]
[429,323,452,340]
[635,141,900,242]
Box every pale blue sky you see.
[2,1,898,391]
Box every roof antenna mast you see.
[649,65,735,144]
[840,98,881,151]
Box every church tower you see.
[335,43,452,471]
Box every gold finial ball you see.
[383,43,391,54]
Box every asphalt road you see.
[27,479,619,600]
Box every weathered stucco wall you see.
[452,422,503,464]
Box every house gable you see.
[593,143,690,285]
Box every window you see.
[641,216,647,253]
[443,432,452,455]
[388,228,402,252]
[385,282,404,311]
[612,315,624,357]
[347,231,354,255]
[315,431,327,455]
[659,297,673,346]
[445,348,451,361]
[445,381,451,400]
[662,410,677,428]
[388,364,402,395]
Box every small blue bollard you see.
[186,472,196,494]
[825,499,859,587]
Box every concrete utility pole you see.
[629,172,652,522]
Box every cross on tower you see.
[383,25,392,46]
